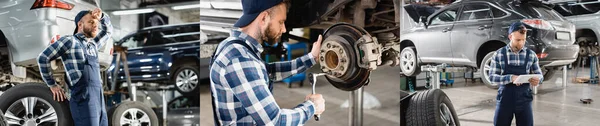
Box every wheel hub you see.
[320,39,351,78]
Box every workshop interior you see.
[0,0,599,126]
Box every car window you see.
[459,4,492,21]
[169,97,199,109]
[430,7,459,25]
[120,33,147,49]
[492,6,507,18]
[163,26,201,43]
[144,31,170,46]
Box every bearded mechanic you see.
[37,8,113,126]
[209,0,326,125]
[489,22,542,126]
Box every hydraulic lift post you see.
[349,87,364,126]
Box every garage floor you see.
[199,66,600,126]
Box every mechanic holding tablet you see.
[488,22,543,126]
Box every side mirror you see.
[419,16,428,27]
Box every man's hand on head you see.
[91,8,102,19]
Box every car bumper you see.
[538,44,579,67]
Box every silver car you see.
[0,0,113,79]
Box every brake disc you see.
[319,24,371,91]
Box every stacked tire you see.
[0,83,73,126]
[403,89,460,126]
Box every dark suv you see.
[107,23,201,95]
[399,0,579,88]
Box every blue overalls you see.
[68,41,108,126]
[493,50,534,126]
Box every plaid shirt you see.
[489,44,543,85]
[210,30,316,125]
[37,13,113,87]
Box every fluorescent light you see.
[172,4,201,10]
[112,8,155,15]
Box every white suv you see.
[0,0,113,79]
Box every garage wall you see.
[100,0,140,41]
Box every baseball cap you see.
[233,0,283,27]
[73,10,90,34]
[508,22,526,34]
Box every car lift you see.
[108,45,173,126]
[421,64,569,94]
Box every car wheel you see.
[173,63,200,96]
[542,67,556,81]
[405,89,460,126]
[0,83,73,126]
[108,101,159,126]
[481,51,499,89]
[400,47,421,76]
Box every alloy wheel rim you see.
[4,97,58,126]
[176,69,198,92]
[120,108,151,126]
[439,103,456,126]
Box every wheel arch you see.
[576,28,598,43]
[476,40,506,68]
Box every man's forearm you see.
[94,12,113,48]
[490,73,512,85]
[268,54,316,81]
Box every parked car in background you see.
[153,96,199,126]
[107,23,201,96]
[551,0,600,59]
[399,0,579,88]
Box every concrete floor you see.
[199,65,600,126]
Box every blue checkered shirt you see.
[37,13,113,87]
[489,44,543,85]
[210,30,316,125]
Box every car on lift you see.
[201,0,461,125]
[550,0,600,60]
[399,0,579,89]
[107,23,201,96]
[0,0,118,126]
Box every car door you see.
[416,6,460,63]
[167,96,199,126]
[116,32,150,81]
[136,30,175,81]
[451,3,494,67]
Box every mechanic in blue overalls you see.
[37,8,113,126]
[488,22,542,126]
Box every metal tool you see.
[309,73,326,121]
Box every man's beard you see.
[83,27,96,38]
[260,25,280,45]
